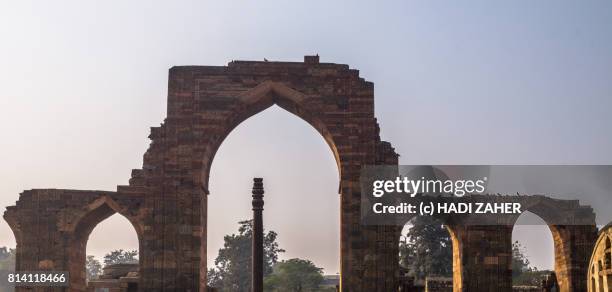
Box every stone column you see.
[456,225,514,292]
[251,178,264,292]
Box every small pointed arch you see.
[68,195,142,290]
[511,211,555,270]
[511,210,562,290]
[71,196,142,241]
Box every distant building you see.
[87,263,139,292]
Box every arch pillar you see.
[449,224,514,292]
[552,224,597,292]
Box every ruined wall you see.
[396,195,597,292]
[159,55,399,291]
[4,56,399,291]
[3,56,599,292]
[4,189,144,291]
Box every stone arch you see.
[589,226,612,292]
[4,58,399,291]
[513,196,585,227]
[401,194,596,292]
[156,58,400,291]
[512,210,571,282]
[512,204,566,289]
[68,196,143,291]
[198,83,349,289]
[199,81,342,194]
[511,196,597,292]
[206,103,341,270]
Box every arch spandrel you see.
[66,195,144,241]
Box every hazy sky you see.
[1,0,612,273]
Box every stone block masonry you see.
[3,56,598,292]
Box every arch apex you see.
[239,81,306,105]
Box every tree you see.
[511,241,552,286]
[86,255,103,281]
[399,216,452,280]
[0,247,16,291]
[207,220,285,291]
[264,258,329,292]
[103,249,138,266]
[513,269,552,286]
[0,247,15,271]
[512,241,531,278]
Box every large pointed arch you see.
[199,81,342,195]
[509,196,597,292]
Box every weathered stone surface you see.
[4,190,144,291]
[4,57,399,291]
[588,224,612,292]
[2,56,600,292]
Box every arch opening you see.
[511,211,557,289]
[69,198,142,292]
[205,105,341,291]
[199,83,342,195]
[398,216,454,291]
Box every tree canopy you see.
[207,220,285,291]
[0,247,15,271]
[264,258,333,292]
[511,241,552,286]
[103,249,138,266]
[399,216,452,279]
[86,255,103,281]
[85,249,139,281]
[0,247,16,291]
